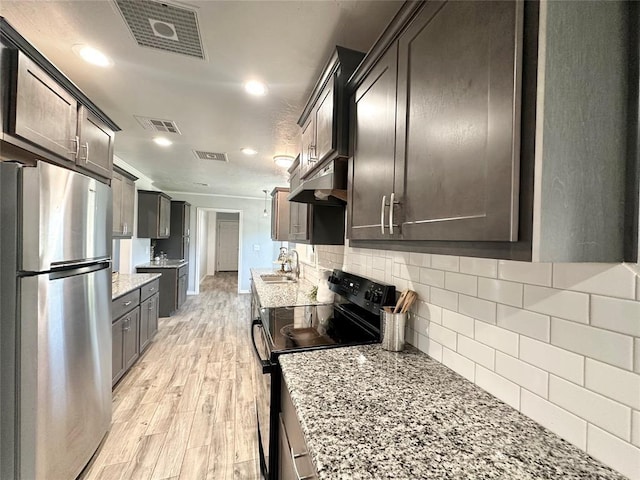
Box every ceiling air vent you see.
[115,0,205,60]
[193,150,228,162]
[134,115,181,134]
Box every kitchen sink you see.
[260,274,297,284]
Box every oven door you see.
[251,318,274,478]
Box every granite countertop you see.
[251,268,330,308]
[112,273,161,300]
[136,259,188,269]
[279,345,626,480]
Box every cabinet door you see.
[314,79,335,164]
[300,115,316,176]
[349,44,399,240]
[149,293,159,338]
[111,317,124,386]
[278,417,296,480]
[159,196,171,237]
[177,275,187,309]
[77,105,114,179]
[111,172,124,236]
[121,177,136,237]
[123,308,140,370]
[139,296,151,352]
[397,1,522,241]
[14,52,78,161]
[182,203,191,237]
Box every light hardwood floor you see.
[81,273,260,480]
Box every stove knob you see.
[364,291,372,300]
[371,292,382,304]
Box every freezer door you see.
[21,161,112,272]
[19,264,112,480]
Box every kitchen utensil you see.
[394,290,408,313]
[401,291,417,313]
[380,309,407,351]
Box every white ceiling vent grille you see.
[134,115,181,134]
[193,150,228,162]
[115,0,205,59]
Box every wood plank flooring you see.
[81,273,260,480]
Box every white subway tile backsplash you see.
[459,257,498,278]
[553,263,637,299]
[419,268,445,288]
[498,261,552,287]
[520,390,587,449]
[413,283,430,303]
[496,305,550,341]
[457,336,495,369]
[442,310,474,338]
[496,352,548,398]
[429,323,457,350]
[444,272,478,296]
[474,320,519,357]
[590,295,640,337]
[551,318,634,371]
[519,337,584,385]
[409,252,430,267]
[585,359,640,410]
[442,348,475,382]
[372,256,386,271]
[636,339,640,374]
[431,254,459,272]
[633,411,640,448]
[478,278,523,307]
[400,263,420,281]
[637,277,640,301]
[549,376,631,440]
[410,313,429,337]
[426,338,444,362]
[587,425,640,480]
[418,302,442,325]
[475,365,520,409]
[430,287,458,311]
[523,285,589,324]
[458,295,497,325]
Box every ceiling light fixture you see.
[72,45,113,67]
[241,147,258,155]
[273,155,294,169]
[153,137,172,147]
[244,80,268,96]
[262,189,269,217]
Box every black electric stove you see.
[250,269,395,479]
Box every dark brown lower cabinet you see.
[112,307,140,386]
[139,293,159,353]
[136,263,189,317]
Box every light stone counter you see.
[250,268,330,308]
[112,273,161,300]
[279,344,627,480]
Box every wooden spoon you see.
[401,291,417,313]
[394,290,408,313]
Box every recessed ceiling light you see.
[244,80,268,96]
[72,45,112,67]
[241,147,258,155]
[153,137,172,147]
[273,155,294,168]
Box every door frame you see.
[215,219,240,272]
[194,207,243,294]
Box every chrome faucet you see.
[288,249,300,280]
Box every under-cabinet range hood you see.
[288,159,347,205]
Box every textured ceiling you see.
[0,0,401,198]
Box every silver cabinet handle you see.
[81,142,89,161]
[380,195,386,235]
[389,192,395,235]
[149,287,155,292]
[291,447,314,480]
[123,318,130,332]
[71,135,80,158]
[123,300,132,306]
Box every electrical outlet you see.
[253,244,260,252]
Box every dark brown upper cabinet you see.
[288,158,309,242]
[298,46,365,179]
[348,1,634,262]
[112,166,137,238]
[137,190,172,239]
[155,201,191,260]
[271,188,290,241]
[1,19,119,182]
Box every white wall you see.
[198,209,208,283]
[304,243,640,479]
[165,192,278,292]
[207,212,217,275]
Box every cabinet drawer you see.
[140,279,159,301]
[112,289,140,321]
[178,264,188,278]
[280,381,317,478]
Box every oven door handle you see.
[251,319,273,374]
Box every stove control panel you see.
[329,270,395,314]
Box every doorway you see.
[216,218,239,272]
[194,208,242,294]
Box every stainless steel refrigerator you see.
[1,161,112,479]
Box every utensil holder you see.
[380,310,407,352]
